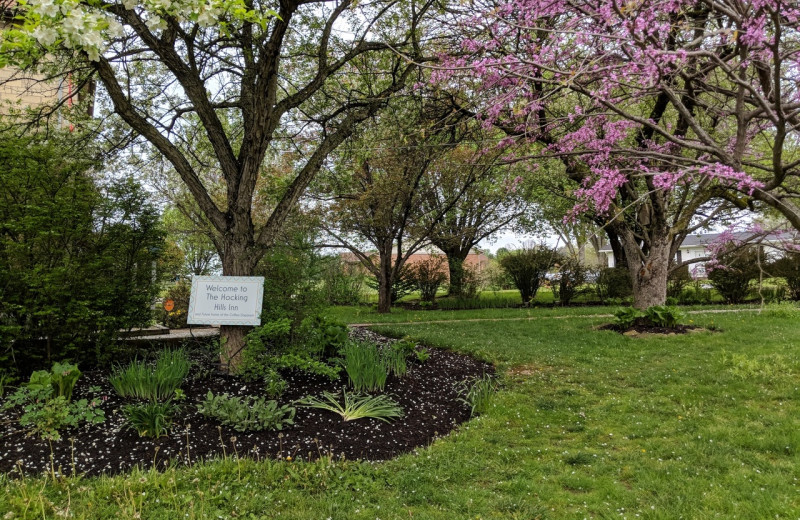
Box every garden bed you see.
[0,329,493,478]
[598,323,702,335]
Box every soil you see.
[598,323,701,335]
[0,329,493,478]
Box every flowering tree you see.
[437,0,800,307]
[0,0,434,366]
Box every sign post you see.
[187,276,264,326]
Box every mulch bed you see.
[598,323,700,335]
[0,329,493,478]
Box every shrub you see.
[197,391,296,432]
[122,401,178,438]
[341,341,388,392]
[321,256,366,306]
[275,353,341,380]
[237,319,292,384]
[298,315,349,359]
[298,389,404,423]
[770,253,800,300]
[499,245,559,304]
[156,280,191,329]
[409,256,448,303]
[0,133,165,375]
[667,265,692,298]
[459,263,483,299]
[109,349,190,401]
[237,317,342,391]
[595,267,633,302]
[456,375,498,416]
[552,258,587,305]
[708,246,761,303]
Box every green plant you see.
[382,348,407,377]
[109,349,190,401]
[409,256,448,303]
[3,382,105,440]
[708,246,761,303]
[122,401,178,438]
[341,341,389,392]
[391,339,417,358]
[499,245,559,304]
[298,315,349,359]
[770,252,800,300]
[595,267,633,302]
[322,256,366,306]
[415,349,430,363]
[552,258,587,305]
[613,307,645,328]
[237,319,292,384]
[197,391,296,432]
[298,389,403,422]
[276,353,341,380]
[456,374,498,416]
[668,265,692,298]
[645,305,685,328]
[366,265,417,304]
[49,362,81,402]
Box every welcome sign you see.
[187,276,264,326]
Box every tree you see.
[319,96,471,313]
[433,0,796,307]
[0,0,435,367]
[420,144,532,297]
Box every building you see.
[0,1,92,118]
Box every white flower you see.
[123,0,137,9]
[35,0,60,18]
[32,26,59,46]
[145,14,166,32]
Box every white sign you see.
[187,276,264,326]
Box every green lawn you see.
[2,305,799,519]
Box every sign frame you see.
[187,275,264,326]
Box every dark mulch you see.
[598,323,700,335]
[0,329,493,478]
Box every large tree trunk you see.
[444,249,471,297]
[627,237,671,309]
[218,238,258,371]
[376,249,394,314]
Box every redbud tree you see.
[437,0,800,307]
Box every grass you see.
[3,305,800,518]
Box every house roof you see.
[597,231,796,253]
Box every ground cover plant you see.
[2,305,799,518]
